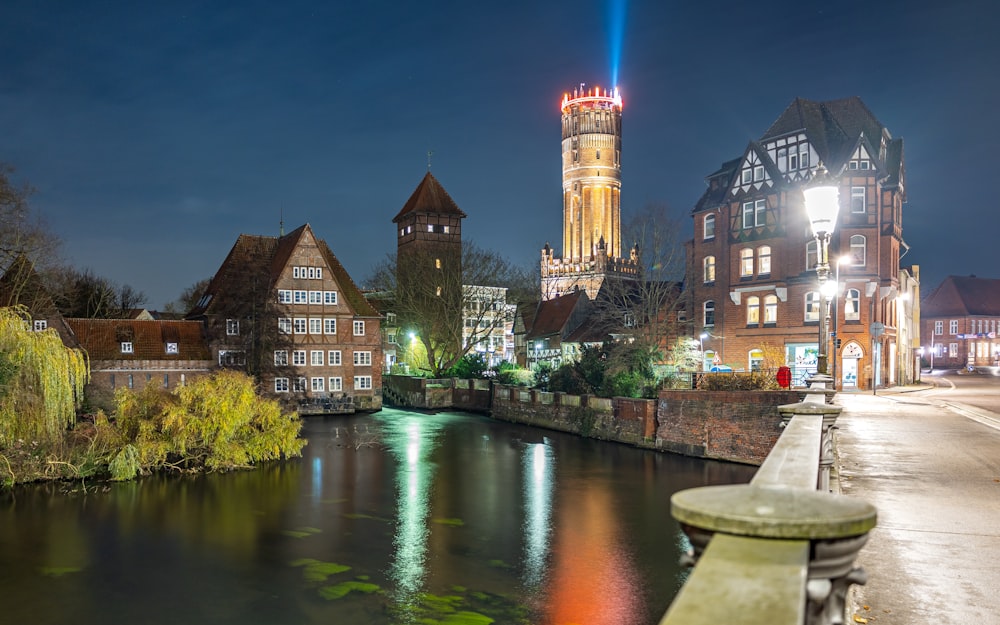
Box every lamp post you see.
[830,256,850,388]
[803,165,841,378]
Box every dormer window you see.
[33,320,47,331]
[226,319,239,336]
[165,342,179,354]
[121,342,134,354]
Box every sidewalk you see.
[833,389,1000,624]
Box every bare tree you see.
[366,241,533,376]
[163,277,211,315]
[45,267,146,318]
[0,164,61,284]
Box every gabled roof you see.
[66,318,211,361]
[922,276,1000,317]
[525,290,588,341]
[187,223,378,318]
[392,172,467,223]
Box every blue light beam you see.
[608,0,628,88]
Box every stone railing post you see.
[779,402,842,492]
[672,484,876,625]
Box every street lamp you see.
[830,255,850,388]
[803,165,841,377]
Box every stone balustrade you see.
[659,379,876,625]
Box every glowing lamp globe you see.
[803,168,841,237]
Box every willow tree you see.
[0,306,88,444]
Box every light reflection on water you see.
[0,409,755,625]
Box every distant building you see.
[687,97,913,388]
[187,223,382,412]
[921,275,1000,369]
[541,84,638,300]
[462,285,516,367]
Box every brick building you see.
[187,223,382,411]
[921,275,1000,369]
[687,97,914,389]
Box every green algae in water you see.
[342,512,391,522]
[290,558,351,582]
[39,566,81,577]
[421,593,464,613]
[318,580,380,600]
[440,612,495,625]
[281,526,322,538]
[433,517,465,527]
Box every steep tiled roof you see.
[66,319,211,361]
[318,238,379,317]
[392,172,467,223]
[922,276,1000,317]
[525,290,587,341]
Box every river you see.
[0,408,755,625]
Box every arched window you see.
[764,294,778,324]
[703,256,716,283]
[704,300,715,327]
[844,288,861,321]
[757,246,771,275]
[704,214,715,240]
[805,291,820,322]
[806,240,818,271]
[740,248,754,277]
[746,296,760,325]
[850,235,866,266]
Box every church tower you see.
[541,84,637,300]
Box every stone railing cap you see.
[672,484,876,539]
[778,401,843,416]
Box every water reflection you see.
[522,440,554,591]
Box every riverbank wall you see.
[383,376,798,465]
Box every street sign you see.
[870,322,885,338]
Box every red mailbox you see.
[776,365,792,389]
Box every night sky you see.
[2,0,996,308]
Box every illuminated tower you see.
[541,84,637,300]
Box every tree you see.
[45,267,146,318]
[163,277,212,315]
[0,164,61,289]
[366,241,534,377]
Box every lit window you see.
[746,296,760,325]
[844,289,861,321]
[764,295,777,324]
[806,240,818,271]
[934,321,943,335]
[851,187,866,213]
[226,319,239,336]
[704,214,715,240]
[354,321,365,336]
[805,292,820,322]
[703,256,716,283]
[950,320,958,334]
[329,377,343,392]
[703,300,715,327]
[850,235,866,266]
[328,350,342,366]
[275,378,289,393]
[353,351,372,366]
[949,343,958,357]
[292,350,306,366]
[757,246,771,275]
[121,342,134,354]
[354,376,372,390]
[435,258,442,269]
[311,351,324,366]
[311,377,325,392]
[274,350,288,366]
[740,248,754,277]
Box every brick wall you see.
[656,389,799,464]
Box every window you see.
[309,318,322,334]
[934,321,943,335]
[949,343,958,358]
[436,286,442,296]
[353,320,365,336]
[354,376,372,390]
[219,350,246,366]
[324,318,337,334]
[292,378,307,392]
[806,240,818,270]
[742,169,752,184]
[764,295,777,324]
[324,291,338,305]
[753,165,764,181]
[293,267,301,279]
[740,248,754,277]
[293,318,307,334]
[851,186,866,213]
[278,318,292,334]
[850,235,866,266]
[275,378,289,393]
[33,320,47,331]
[354,351,372,366]
[311,351,324,366]
[165,342,178,354]
[844,289,861,321]
[274,350,288,366]
[277,289,292,304]
[226,319,239,336]
[746,296,760,325]
[741,199,766,229]
[121,342,134,354]
[388,331,397,344]
[704,214,715,240]
[805,292,820,322]
[757,246,771,275]
[703,300,715,327]
[311,377,325,392]
[329,350,342,366]
[309,291,323,304]
[163,374,169,389]
[950,320,959,334]
[703,256,716,283]
[292,350,306,366]
[128,374,134,389]
[329,377,343,392]
[294,290,307,304]
[435,258,442,269]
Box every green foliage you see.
[697,371,779,391]
[0,306,88,445]
[570,406,598,437]
[547,365,588,395]
[446,353,490,379]
[546,341,662,398]
[491,361,532,386]
[531,361,553,391]
[109,370,305,478]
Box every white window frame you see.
[851,186,866,213]
[309,291,323,305]
[278,317,292,334]
[33,320,48,331]
[293,267,301,279]
[353,320,365,336]
[740,248,753,277]
[324,318,337,334]
[704,214,715,240]
[703,256,715,283]
[311,377,325,392]
[844,289,861,321]
[277,289,292,304]
[329,377,343,392]
[329,350,342,366]
[353,351,372,366]
[292,377,307,392]
[763,295,777,324]
[850,235,866,266]
[275,378,289,393]
[805,292,820,322]
[121,342,134,354]
[293,290,307,304]
[324,291,338,305]
[806,240,818,271]
[292,350,306,366]
[226,319,239,336]
[308,318,322,334]
[757,245,771,275]
[354,375,372,390]
[274,350,288,366]
[293,318,307,334]
[746,296,760,325]
[310,350,324,366]
[703,300,715,327]
[934,320,943,335]
[949,343,958,357]
[950,320,959,334]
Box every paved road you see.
[835,389,1000,624]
